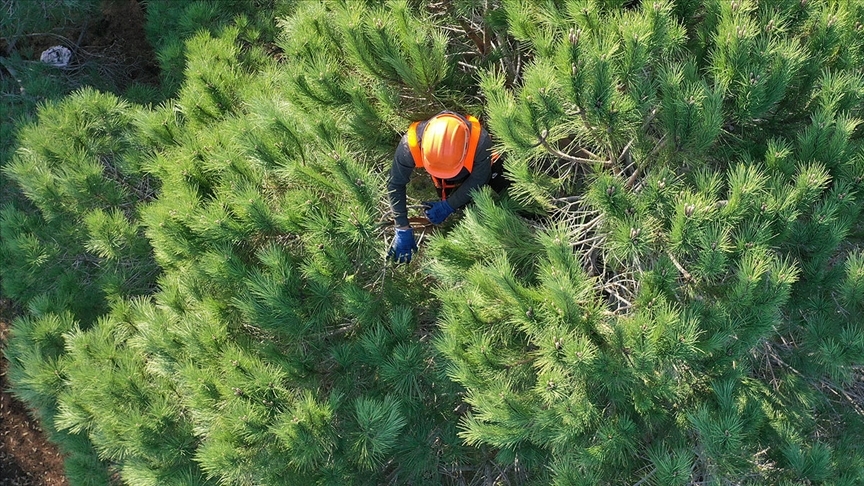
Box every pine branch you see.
[759,341,864,415]
[818,377,864,416]
[538,129,611,167]
[624,167,642,190]
[97,155,157,205]
[632,468,656,486]
[603,272,638,298]
[616,137,635,167]
[491,31,522,89]
[437,0,489,56]
[666,251,692,282]
[648,134,668,159]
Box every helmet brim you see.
[424,157,465,180]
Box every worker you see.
[387,111,505,263]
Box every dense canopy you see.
[2,1,864,484]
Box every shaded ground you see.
[81,0,160,89]
[1,0,159,92]
[1,1,157,484]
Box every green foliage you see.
[1,0,102,178]
[0,0,100,45]
[3,1,864,485]
[3,305,111,485]
[1,88,158,319]
[6,5,489,480]
[143,0,294,96]
[434,0,864,483]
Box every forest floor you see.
[1,0,156,484]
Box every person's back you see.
[387,111,498,263]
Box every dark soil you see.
[0,0,159,90]
[0,300,68,486]
[81,0,160,89]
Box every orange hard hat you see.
[421,113,469,180]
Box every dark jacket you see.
[388,116,493,227]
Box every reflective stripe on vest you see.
[407,114,482,190]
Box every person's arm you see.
[388,135,415,228]
[443,130,493,210]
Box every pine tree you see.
[120,21,483,482]
[5,3,490,481]
[0,87,164,485]
[432,0,864,483]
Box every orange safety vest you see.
[406,114,482,193]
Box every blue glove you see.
[424,200,454,225]
[388,228,417,263]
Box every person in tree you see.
[387,111,505,263]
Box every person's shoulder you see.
[477,126,493,149]
[394,135,415,166]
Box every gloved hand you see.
[388,228,417,263]
[424,200,454,225]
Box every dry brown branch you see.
[539,129,611,167]
[666,251,692,281]
[624,166,642,190]
[616,137,635,166]
[758,341,864,416]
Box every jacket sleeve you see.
[444,129,493,211]
[387,135,415,227]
